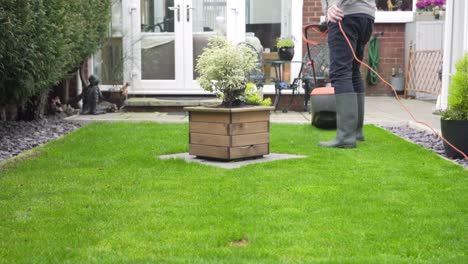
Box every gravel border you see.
[0,116,81,163]
[383,125,468,168]
[1,117,466,168]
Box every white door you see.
[127,0,239,94]
[185,0,245,89]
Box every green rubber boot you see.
[356,93,365,141]
[319,93,358,148]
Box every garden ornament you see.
[81,75,106,115]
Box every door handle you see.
[168,5,181,22]
[186,5,195,22]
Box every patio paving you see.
[158,153,307,169]
[66,96,441,132]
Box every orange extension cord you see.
[327,21,467,160]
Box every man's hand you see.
[327,4,344,23]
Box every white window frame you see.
[375,11,415,23]
[321,1,419,24]
[376,0,418,23]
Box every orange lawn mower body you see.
[310,86,336,129]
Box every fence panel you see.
[405,44,443,96]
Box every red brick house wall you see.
[367,23,406,95]
[302,0,407,96]
[303,0,323,24]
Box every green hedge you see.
[0,0,111,106]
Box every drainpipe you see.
[437,0,454,111]
[464,1,468,53]
[438,0,468,111]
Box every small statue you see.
[81,75,106,115]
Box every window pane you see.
[141,0,174,32]
[94,1,124,85]
[376,0,413,11]
[141,35,175,80]
[111,0,123,36]
[93,38,124,86]
[192,0,227,79]
[245,0,287,52]
[140,0,176,80]
[245,0,292,84]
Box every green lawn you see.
[0,123,466,263]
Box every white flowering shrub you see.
[196,37,257,107]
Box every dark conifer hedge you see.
[0,0,110,120]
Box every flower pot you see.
[184,106,274,161]
[438,10,445,20]
[415,11,435,21]
[440,118,468,159]
[278,47,294,61]
[390,76,405,92]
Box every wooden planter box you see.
[184,106,274,160]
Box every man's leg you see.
[353,45,366,141]
[319,18,358,148]
[353,17,374,141]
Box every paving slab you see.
[158,153,307,169]
[66,112,189,125]
[126,97,221,107]
[364,97,440,132]
[65,96,441,132]
[270,111,311,124]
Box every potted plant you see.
[276,36,295,61]
[184,37,274,161]
[440,52,468,159]
[415,0,446,20]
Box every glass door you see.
[186,0,227,86]
[244,0,302,92]
[140,0,177,81]
[129,0,231,94]
[129,0,185,93]
[117,0,300,94]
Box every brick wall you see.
[366,23,406,96]
[302,0,323,55]
[303,0,323,25]
[302,1,407,96]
